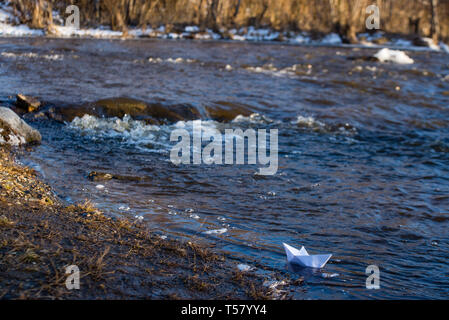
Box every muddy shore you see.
[0,148,279,299]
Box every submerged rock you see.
[0,107,41,146]
[49,97,201,124]
[92,97,148,118]
[88,171,146,182]
[15,94,41,113]
[47,97,258,124]
[205,102,252,122]
[88,171,114,181]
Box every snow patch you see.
[320,33,342,45]
[420,37,440,51]
[50,25,122,38]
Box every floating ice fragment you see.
[237,264,253,272]
[263,280,287,289]
[374,48,414,64]
[203,228,228,235]
[321,272,339,278]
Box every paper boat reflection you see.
[283,243,332,269]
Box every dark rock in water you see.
[0,107,41,145]
[46,97,258,124]
[205,101,253,122]
[372,37,389,45]
[274,33,286,42]
[88,171,113,181]
[412,37,430,47]
[48,97,201,124]
[15,94,41,113]
[92,97,148,118]
[88,171,147,182]
[347,55,378,62]
[145,102,201,122]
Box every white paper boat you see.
[283,243,332,269]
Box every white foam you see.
[374,48,414,64]
[232,113,273,124]
[295,115,325,128]
[69,114,169,150]
[245,63,312,78]
[1,51,63,60]
[148,57,195,64]
[174,119,220,138]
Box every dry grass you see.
[0,147,273,299]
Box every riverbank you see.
[0,148,277,299]
[1,3,448,53]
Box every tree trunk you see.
[430,0,440,43]
[30,0,44,29]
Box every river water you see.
[1,37,448,299]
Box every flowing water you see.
[1,37,448,299]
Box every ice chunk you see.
[374,48,414,64]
